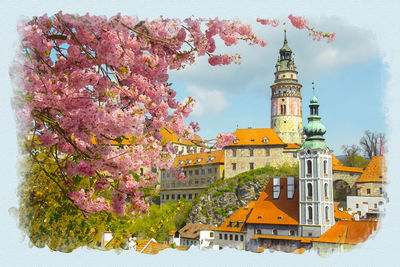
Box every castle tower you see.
[270,30,302,145]
[298,84,335,238]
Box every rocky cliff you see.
[187,164,298,226]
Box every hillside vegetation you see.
[187,163,298,226]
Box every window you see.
[230,234,233,240]
[323,160,327,174]
[380,187,383,194]
[195,180,199,185]
[166,194,169,200]
[189,194,192,199]
[249,149,254,157]
[306,160,312,175]
[224,234,228,240]
[208,168,212,174]
[324,183,328,198]
[272,229,277,235]
[256,229,261,235]
[195,193,198,197]
[171,194,175,200]
[195,170,199,175]
[162,194,164,200]
[374,203,377,208]
[214,168,217,174]
[240,235,244,242]
[189,170,192,176]
[232,163,236,170]
[325,206,329,221]
[250,163,254,170]
[201,169,205,175]
[210,232,214,238]
[140,168,143,176]
[219,234,222,239]
[262,137,269,143]
[233,150,236,157]
[367,188,371,195]
[265,148,270,157]
[307,183,313,198]
[308,206,313,221]
[293,152,297,158]
[290,230,295,236]
[235,235,238,241]
[356,203,359,208]
[183,194,186,199]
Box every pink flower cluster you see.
[256,18,280,27]
[13,12,266,216]
[288,14,336,43]
[215,133,236,149]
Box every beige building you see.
[223,128,299,179]
[355,156,386,197]
[160,127,206,156]
[160,150,225,204]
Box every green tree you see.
[16,142,134,252]
[341,144,369,168]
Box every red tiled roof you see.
[285,144,301,149]
[178,223,216,239]
[173,150,224,167]
[135,239,171,255]
[313,221,378,245]
[246,177,299,225]
[216,201,256,232]
[332,154,343,166]
[357,156,386,183]
[334,206,355,221]
[160,127,203,146]
[227,128,286,147]
[333,165,364,173]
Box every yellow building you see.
[223,128,299,179]
[160,150,225,204]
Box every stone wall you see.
[224,146,297,179]
[356,182,386,197]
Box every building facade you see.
[160,150,225,204]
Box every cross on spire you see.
[312,82,315,96]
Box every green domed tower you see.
[270,30,303,145]
[298,83,334,238]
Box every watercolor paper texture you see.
[1,1,399,266]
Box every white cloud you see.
[169,16,380,95]
[186,85,229,117]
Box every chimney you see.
[273,176,280,199]
[287,176,294,199]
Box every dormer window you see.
[262,137,269,143]
[196,158,201,163]
[208,156,215,162]
[178,160,184,165]
[186,159,192,164]
[233,138,239,144]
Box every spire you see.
[284,29,287,44]
[301,83,328,150]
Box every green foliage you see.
[343,155,369,169]
[16,144,134,252]
[128,201,192,242]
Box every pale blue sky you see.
[1,1,399,266]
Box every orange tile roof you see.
[334,206,355,221]
[313,221,378,245]
[332,165,364,173]
[284,144,301,149]
[357,156,387,183]
[160,127,203,146]
[246,177,299,225]
[216,202,256,232]
[173,150,225,167]
[332,154,343,166]
[227,128,286,147]
[178,223,216,239]
[135,239,171,255]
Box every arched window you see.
[307,160,312,175]
[325,206,329,221]
[256,229,261,235]
[283,104,287,115]
[324,183,328,198]
[272,229,277,235]
[307,183,313,198]
[323,160,327,174]
[308,206,313,221]
[289,230,295,236]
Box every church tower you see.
[270,30,302,145]
[298,84,335,238]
